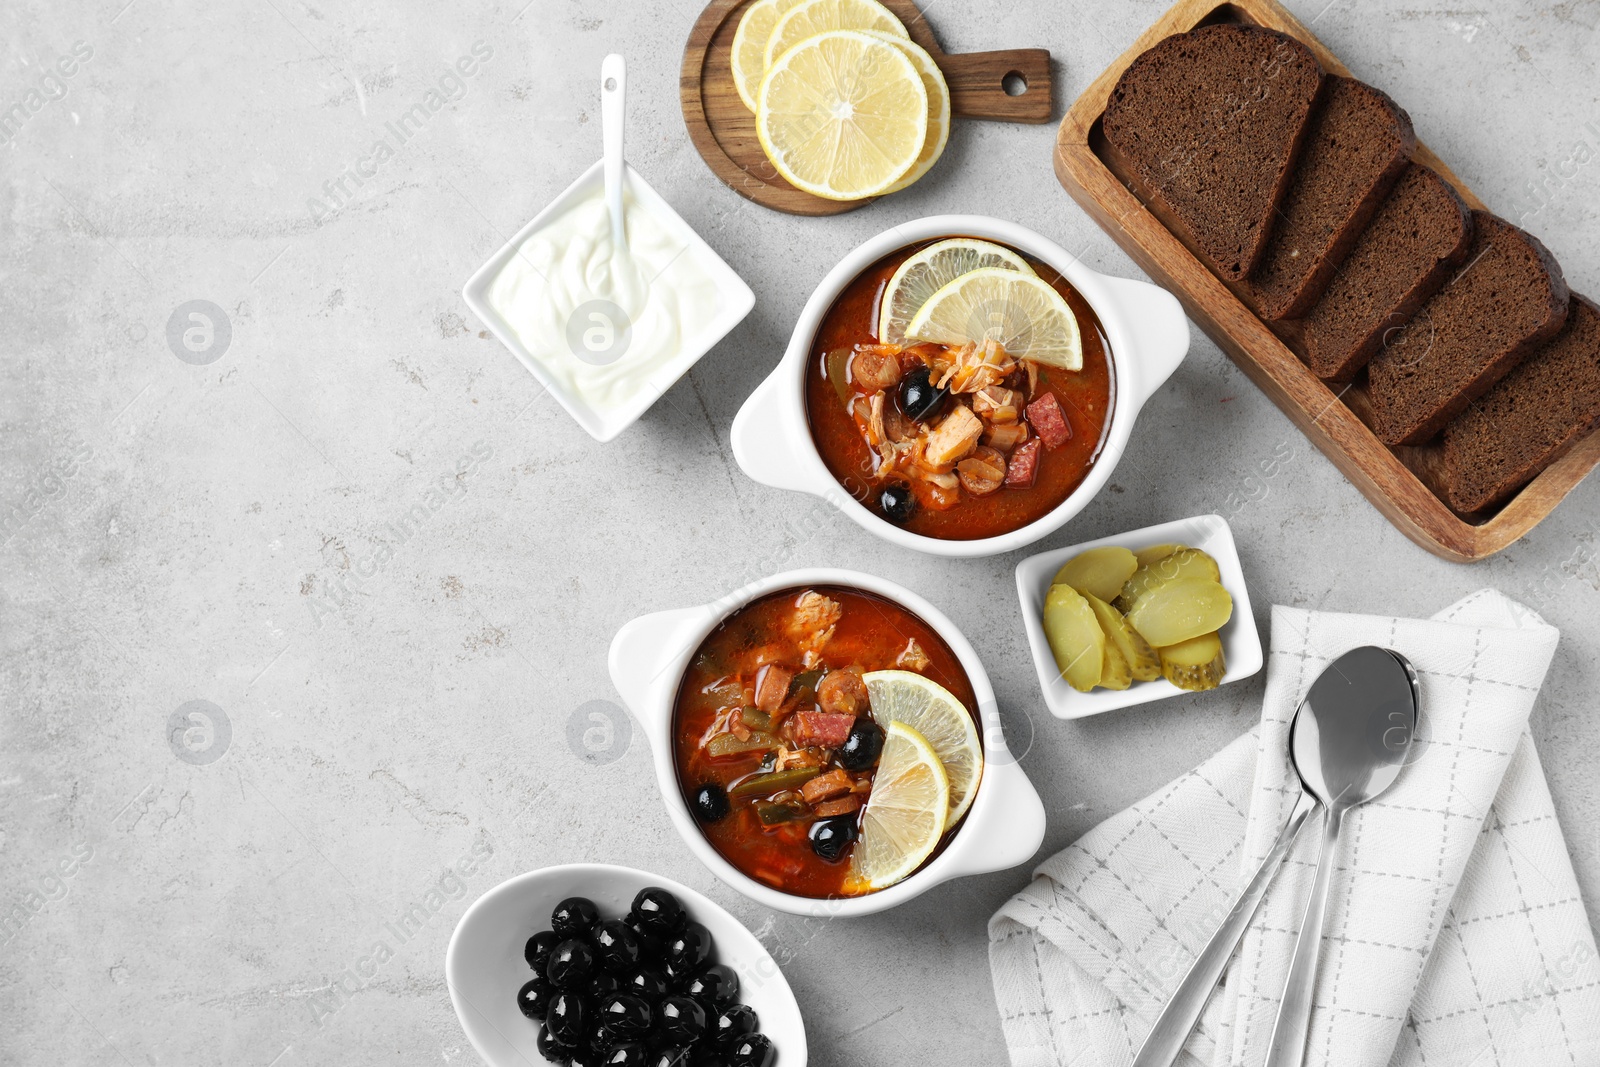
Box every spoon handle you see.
[1131,790,1319,1067]
[600,53,626,250]
[1265,803,1347,1067]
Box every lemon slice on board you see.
[731,0,805,113]
[763,0,908,70]
[863,669,982,827]
[847,722,950,891]
[906,267,1084,370]
[756,30,928,202]
[876,238,1035,345]
[858,31,951,195]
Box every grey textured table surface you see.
[3,1,1598,1064]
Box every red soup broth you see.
[804,239,1116,541]
[672,586,978,898]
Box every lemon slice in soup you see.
[877,239,1034,346]
[848,722,949,891]
[757,30,927,201]
[731,0,805,114]
[863,669,982,827]
[906,267,1084,371]
[763,0,908,70]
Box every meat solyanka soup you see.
[804,237,1115,540]
[673,586,982,899]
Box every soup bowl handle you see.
[944,753,1047,878]
[608,606,713,726]
[1100,274,1190,409]
[731,366,819,496]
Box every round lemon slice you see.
[859,32,950,195]
[877,238,1035,345]
[848,722,950,892]
[906,267,1084,370]
[763,0,908,70]
[731,0,805,114]
[863,670,983,827]
[756,30,928,202]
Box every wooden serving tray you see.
[683,0,1052,217]
[1053,0,1600,563]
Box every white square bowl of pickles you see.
[1015,514,1263,719]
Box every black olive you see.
[569,1046,605,1067]
[597,992,652,1037]
[679,963,739,1008]
[517,978,553,1021]
[726,1033,775,1067]
[588,971,623,999]
[628,919,667,961]
[898,364,949,422]
[546,991,587,1047]
[647,1046,693,1067]
[547,939,597,988]
[711,1004,759,1048]
[656,994,708,1044]
[837,717,886,770]
[599,1042,649,1067]
[663,921,713,979]
[593,919,643,972]
[809,815,858,862]
[689,1045,730,1067]
[630,887,686,935]
[525,930,559,971]
[878,483,917,524]
[584,1020,612,1051]
[692,784,729,823]
[536,1023,570,1062]
[552,897,601,939]
[623,967,669,1002]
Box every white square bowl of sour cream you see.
[463,160,754,442]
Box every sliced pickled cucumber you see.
[1098,628,1132,689]
[1115,548,1223,612]
[1126,578,1233,647]
[1133,543,1188,568]
[1159,631,1226,691]
[1085,594,1162,682]
[1051,546,1139,603]
[1043,584,1104,693]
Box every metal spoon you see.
[1131,648,1418,1067]
[1265,646,1420,1067]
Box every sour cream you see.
[486,183,727,417]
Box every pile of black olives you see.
[517,887,777,1067]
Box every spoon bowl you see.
[1289,645,1418,808]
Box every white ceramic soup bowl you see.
[607,568,1045,918]
[446,863,806,1066]
[730,214,1190,557]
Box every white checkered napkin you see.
[988,590,1600,1067]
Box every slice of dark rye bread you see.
[1442,294,1600,513]
[1368,211,1570,445]
[1299,165,1473,382]
[1102,24,1324,280]
[1241,77,1415,320]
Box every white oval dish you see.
[446,863,807,1066]
[607,568,1046,918]
[1015,514,1264,719]
[730,215,1189,557]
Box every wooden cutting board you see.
[681,0,1052,216]
[1053,0,1600,563]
